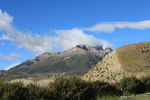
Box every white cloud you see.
[4,62,21,70]
[0,53,21,61]
[0,10,13,31]
[0,9,113,54]
[0,10,53,54]
[86,20,150,32]
[54,28,112,49]
[1,9,150,55]
[0,34,11,40]
[11,32,53,54]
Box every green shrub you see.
[0,76,150,100]
[117,77,145,95]
[91,81,122,97]
[140,76,150,92]
[1,82,28,100]
[26,84,43,100]
[49,77,95,100]
[0,81,4,99]
[26,83,54,100]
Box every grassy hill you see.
[83,42,150,82]
[117,42,150,71]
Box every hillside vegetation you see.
[83,42,150,82]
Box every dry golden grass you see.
[10,77,55,86]
[117,42,150,71]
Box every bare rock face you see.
[92,45,103,51]
[76,44,90,51]
[104,48,113,53]
[8,44,112,74]
[76,44,112,53]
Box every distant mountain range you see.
[83,42,150,82]
[0,70,6,72]
[8,44,112,74]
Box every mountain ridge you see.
[8,44,112,74]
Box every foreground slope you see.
[8,44,112,74]
[83,42,150,82]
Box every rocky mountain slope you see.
[83,42,150,82]
[8,44,112,74]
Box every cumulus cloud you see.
[0,9,113,54]
[1,9,150,55]
[85,20,150,32]
[0,10,53,54]
[54,28,112,49]
[0,10,13,31]
[0,53,21,61]
[11,32,53,54]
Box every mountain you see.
[0,70,6,72]
[8,44,112,74]
[83,42,150,82]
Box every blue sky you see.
[0,0,150,70]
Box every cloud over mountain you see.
[0,9,113,54]
[1,9,150,55]
[2,10,150,54]
[54,29,112,50]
